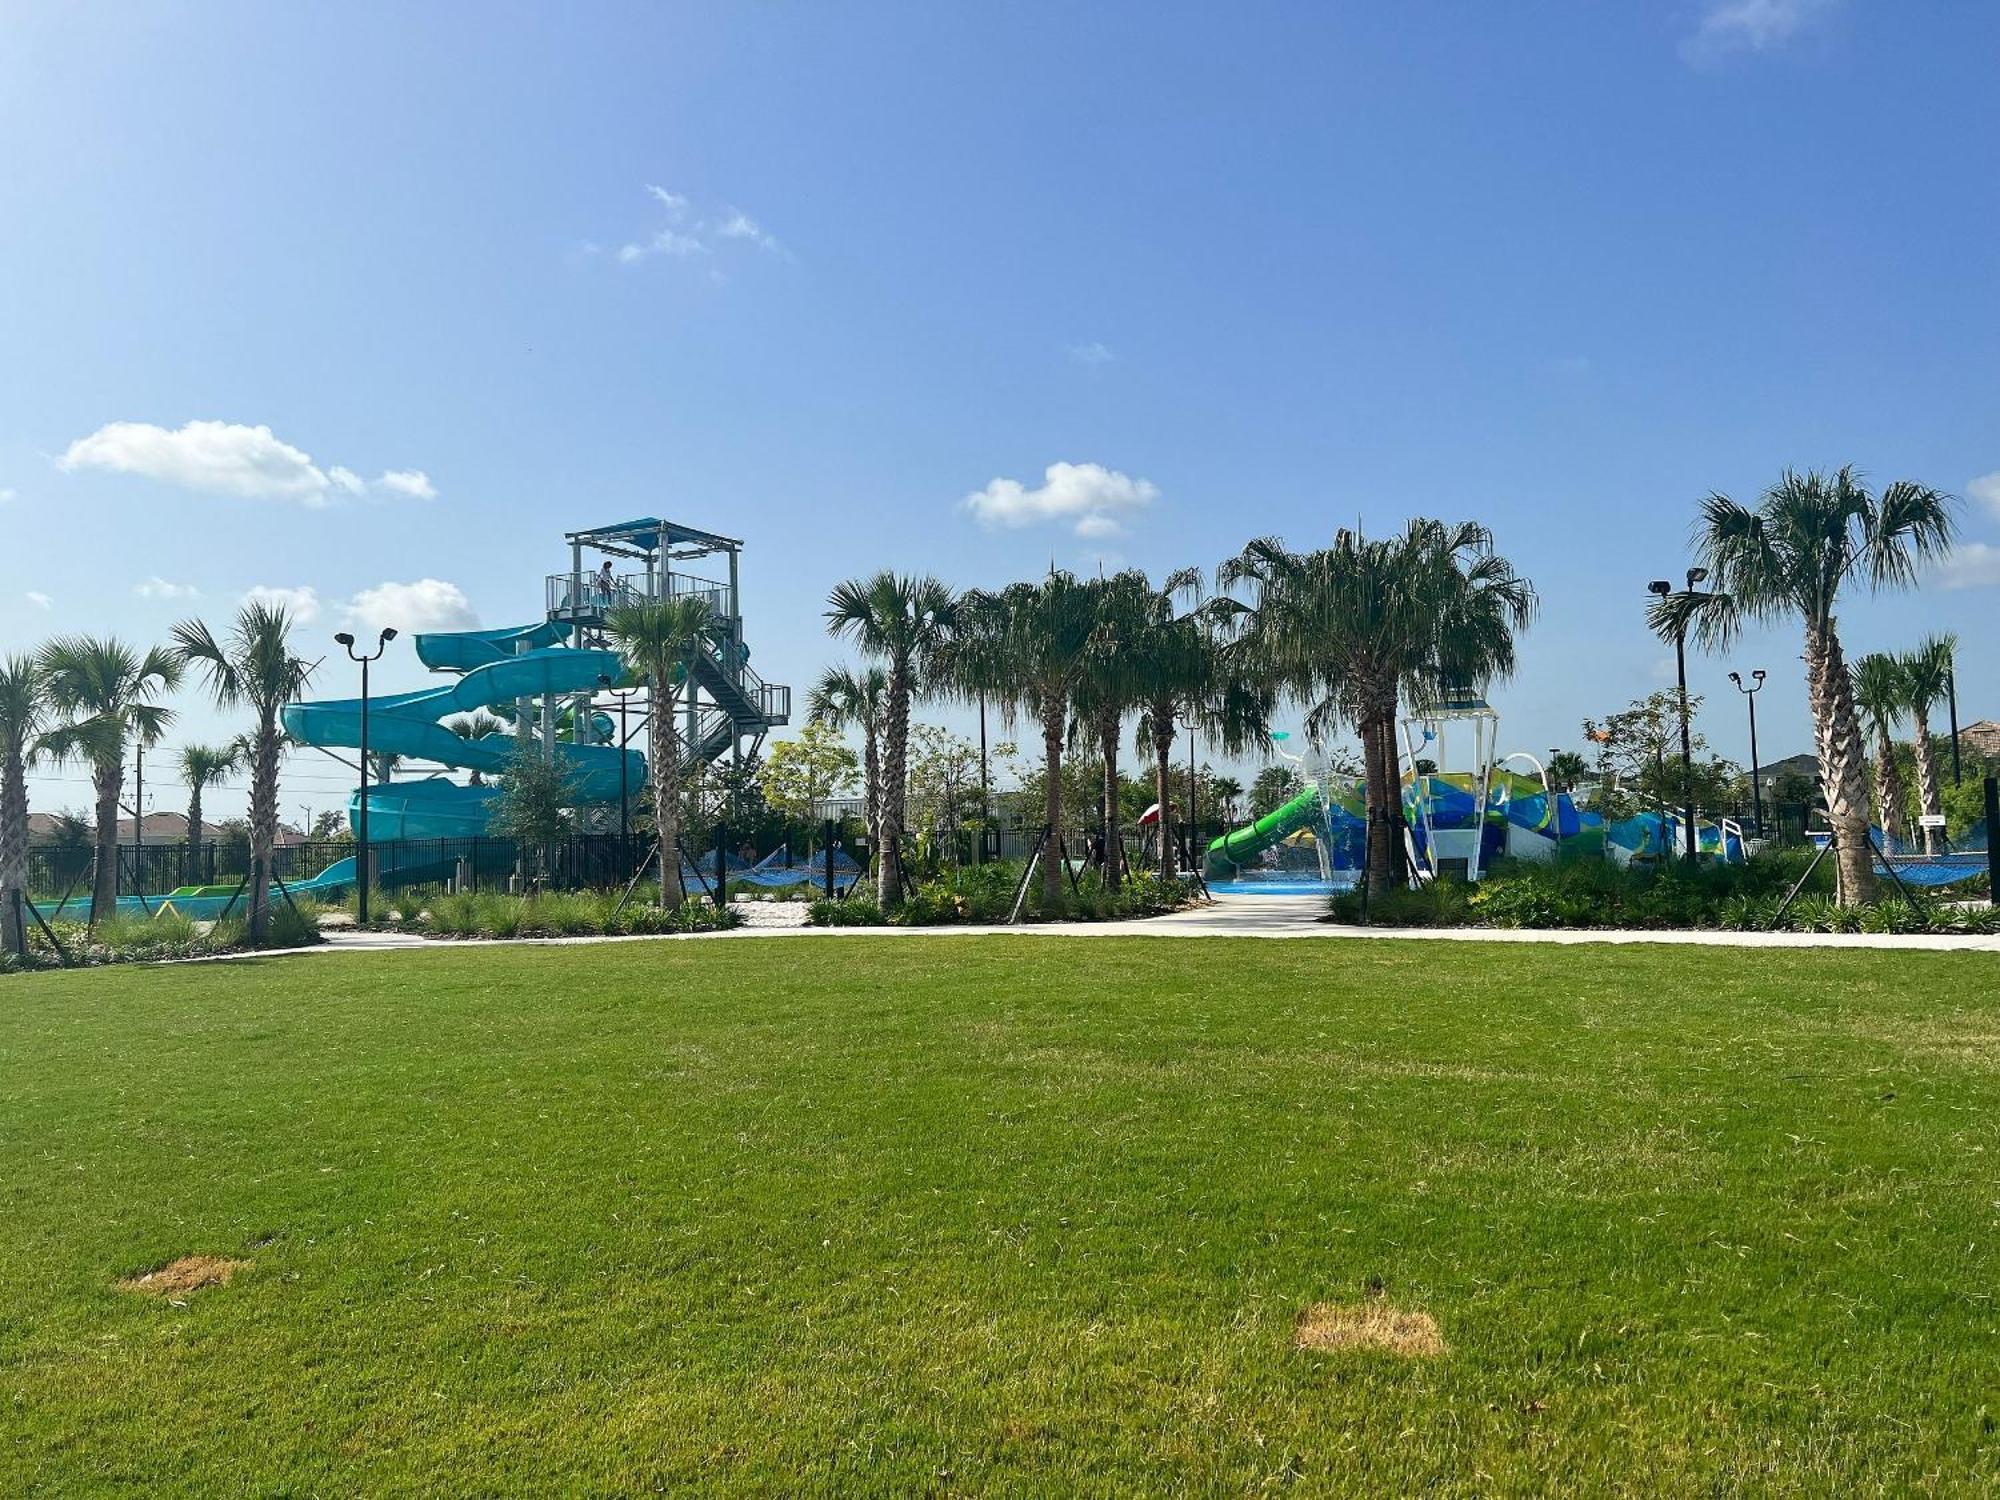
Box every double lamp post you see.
[335,627,397,924]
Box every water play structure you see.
[36,517,794,919]
[278,517,793,890]
[1205,693,1749,890]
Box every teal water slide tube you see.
[1206,787,1324,877]
[281,632,647,840]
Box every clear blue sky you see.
[4,1,1996,822]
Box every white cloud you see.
[645,184,689,215]
[58,419,438,507]
[1967,471,2000,520]
[610,186,785,267]
[61,419,334,504]
[24,591,51,610]
[344,579,479,636]
[0,487,15,505]
[1682,0,1834,61]
[135,576,199,601]
[715,211,783,254]
[244,584,322,623]
[963,461,1160,538]
[377,469,438,501]
[1067,341,1115,367]
[1933,542,2000,591]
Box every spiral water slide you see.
[282,624,646,842]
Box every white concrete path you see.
[219,890,2000,960]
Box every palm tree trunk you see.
[1361,687,1401,894]
[1098,712,1122,889]
[878,663,911,909]
[0,749,27,954]
[862,723,881,853]
[91,759,120,925]
[1909,708,1942,855]
[653,691,684,907]
[1871,725,1908,849]
[247,724,280,942]
[187,784,204,885]
[1805,622,1876,905]
[1153,712,1177,880]
[1040,702,1065,905]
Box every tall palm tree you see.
[172,604,314,942]
[177,743,241,873]
[1070,573,1147,888]
[37,636,181,925]
[1678,468,1954,903]
[1220,521,1535,893]
[1900,634,1957,855]
[825,573,957,908]
[605,596,725,906]
[953,572,1101,904]
[1849,653,1911,849]
[0,654,48,955]
[807,664,888,853]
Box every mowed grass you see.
[3,938,1999,1495]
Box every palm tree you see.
[1900,634,1957,855]
[825,573,957,908]
[1849,654,1911,849]
[1220,521,1535,894]
[1210,775,1244,826]
[953,573,1101,905]
[172,604,314,942]
[0,654,48,955]
[448,711,505,785]
[37,636,181,924]
[177,743,241,875]
[605,597,725,906]
[1070,573,1147,888]
[807,664,888,853]
[1545,750,1589,793]
[1678,468,1954,903]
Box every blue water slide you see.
[282,633,647,840]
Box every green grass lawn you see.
[4,938,1998,1495]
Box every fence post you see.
[713,822,728,910]
[824,818,836,899]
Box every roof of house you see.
[27,811,309,845]
[1959,719,2000,757]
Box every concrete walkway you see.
[252,890,2000,959]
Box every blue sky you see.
[4,0,1997,823]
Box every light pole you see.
[1176,711,1200,862]
[1728,668,1767,835]
[1649,568,1708,863]
[599,673,642,856]
[1947,658,1962,786]
[336,627,397,924]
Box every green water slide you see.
[1206,787,1323,877]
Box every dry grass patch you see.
[1294,1301,1444,1358]
[116,1256,248,1297]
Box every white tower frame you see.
[1399,697,1501,883]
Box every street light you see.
[1649,568,1708,864]
[336,627,397,924]
[1728,669,1767,835]
[598,672,642,855]
[1176,710,1200,863]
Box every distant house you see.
[26,811,308,846]
[1754,752,1818,794]
[1958,719,2000,760]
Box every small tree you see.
[761,722,860,825]
[488,747,581,885]
[1249,765,1305,819]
